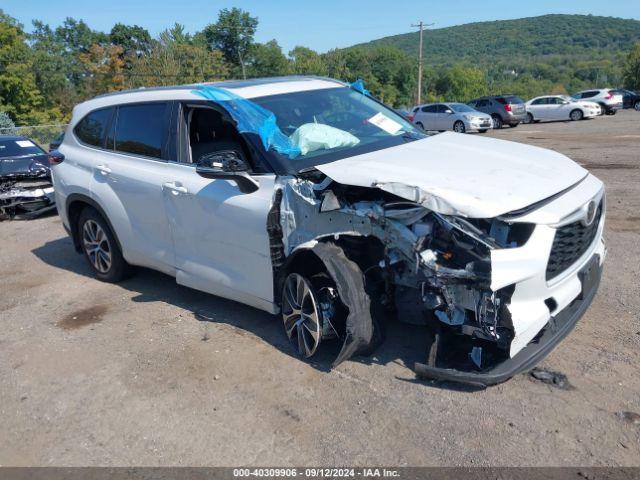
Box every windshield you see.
[250,87,426,171]
[0,138,45,158]
[449,103,477,113]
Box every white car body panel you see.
[315,132,587,218]
[526,96,600,121]
[54,77,606,379]
[161,164,277,313]
[412,103,492,132]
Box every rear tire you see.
[453,121,466,133]
[77,207,131,283]
[491,115,503,129]
[523,112,534,124]
[570,109,583,121]
[634,101,640,111]
[416,122,425,130]
[509,122,519,128]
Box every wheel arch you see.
[66,194,124,254]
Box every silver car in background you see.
[410,103,493,133]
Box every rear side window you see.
[74,108,113,147]
[582,91,598,99]
[113,103,168,159]
[497,96,524,105]
[422,105,437,113]
[531,98,548,105]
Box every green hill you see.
[351,14,640,66]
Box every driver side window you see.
[179,104,263,172]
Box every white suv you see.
[51,76,606,386]
[572,89,623,115]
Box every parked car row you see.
[409,87,636,134]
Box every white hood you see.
[315,132,587,218]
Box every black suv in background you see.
[467,95,527,129]
[613,89,640,110]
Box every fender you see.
[65,193,124,254]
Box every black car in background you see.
[0,135,56,219]
[613,89,640,110]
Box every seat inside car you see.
[188,108,247,164]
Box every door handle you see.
[96,164,112,175]
[162,182,190,196]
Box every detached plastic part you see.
[311,242,375,366]
[192,86,301,158]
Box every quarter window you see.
[74,108,113,147]
[114,103,168,159]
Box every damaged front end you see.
[272,171,603,387]
[0,157,55,220]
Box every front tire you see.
[491,115,503,129]
[570,109,583,121]
[453,120,466,133]
[78,207,130,282]
[281,273,323,358]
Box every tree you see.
[0,10,48,124]
[79,44,125,95]
[129,35,227,87]
[623,42,640,90]
[110,23,152,64]
[0,111,16,133]
[248,40,289,77]
[434,65,488,101]
[203,8,258,79]
[289,46,326,75]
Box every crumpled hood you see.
[314,132,587,218]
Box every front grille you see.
[546,201,602,281]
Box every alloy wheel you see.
[453,121,465,133]
[281,273,321,358]
[82,219,112,273]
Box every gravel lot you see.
[1,111,639,466]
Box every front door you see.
[162,103,277,313]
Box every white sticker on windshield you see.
[367,112,403,135]
[16,140,35,148]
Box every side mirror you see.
[195,151,259,194]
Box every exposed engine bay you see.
[270,170,604,386]
[0,152,55,220]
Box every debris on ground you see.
[616,411,640,425]
[529,367,573,389]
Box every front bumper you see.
[465,118,493,131]
[415,252,603,387]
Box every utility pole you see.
[411,21,432,105]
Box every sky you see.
[3,0,640,53]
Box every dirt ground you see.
[1,111,639,467]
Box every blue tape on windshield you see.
[192,86,301,159]
[350,78,370,96]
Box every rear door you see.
[417,105,438,130]
[89,101,176,273]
